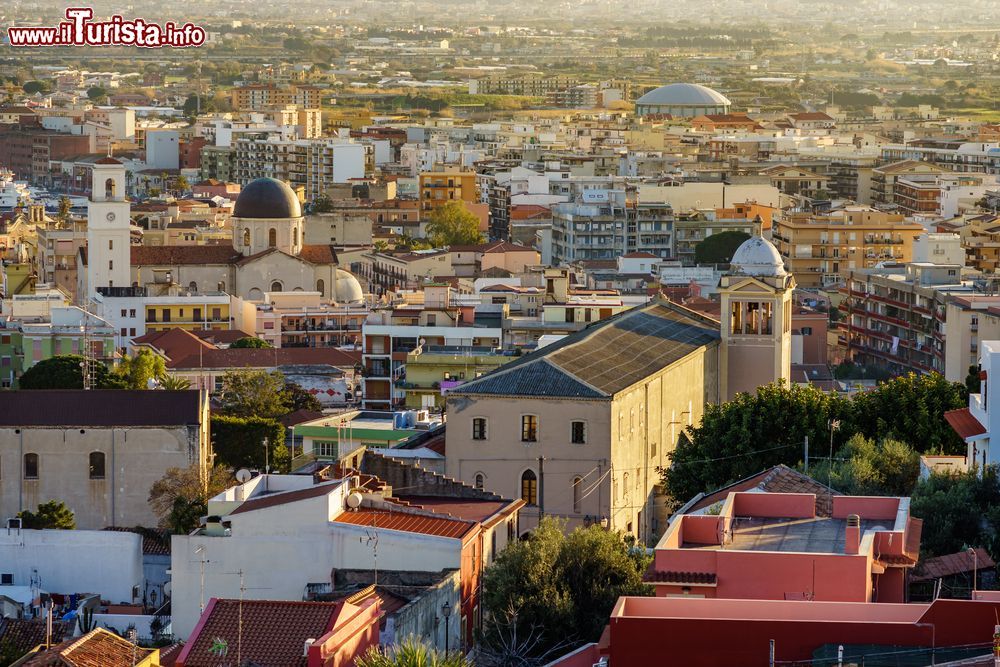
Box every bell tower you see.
[719,234,795,401]
[85,157,131,300]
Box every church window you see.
[293,228,299,246]
[105,178,115,199]
[243,228,251,247]
[316,279,325,295]
[268,228,277,247]
[270,281,283,293]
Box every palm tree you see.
[158,374,191,390]
[355,639,470,667]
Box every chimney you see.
[304,638,316,657]
[845,514,861,555]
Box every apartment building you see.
[254,291,367,349]
[361,285,503,409]
[468,73,581,96]
[551,191,674,264]
[419,170,478,213]
[673,202,772,265]
[894,173,989,217]
[870,160,948,207]
[230,84,323,111]
[232,135,370,200]
[880,140,1000,175]
[838,262,974,375]
[772,207,924,288]
[356,249,453,296]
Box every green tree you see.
[57,195,72,225]
[148,464,233,534]
[112,349,167,390]
[230,336,272,349]
[218,369,291,419]
[283,381,322,412]
[17,500,76,529]
[966,365,983,394]
[808,434,920,496]
[86,85,107,101]
[694,231,750,265]
[481,519,651,661]
[911,467,1000,558]
[18,355,114,390]
[22,80,47,95]
[158,374,192,390]
[312,195,334,213]
[356,638,471,667]
[175,175,190,193]
[211,414,289,473]
[425,201,484,247]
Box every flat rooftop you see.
[685,516,883,554]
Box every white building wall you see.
[0,529,143,604]
[145,130,180,170]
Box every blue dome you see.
[636,83,731,107]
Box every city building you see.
[771,207,925,288]
[0,390,210,529]
[419,170,478,214]
[634,83,731,118]
[230,84,323,111]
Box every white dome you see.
[729,236,787,277]
[334,268,364,304]
[636,83,731,107]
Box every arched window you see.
[243,228,251,247]
[105,178,115,199]
[293,228,299,246]
[572,476,583,514]
[270,281,283,293]
[520,470,537,506]
[248,287,263,301]
[268,228,277,247]
[89,452,105,479]
[475,473,485,491]
[23,453,38,479]
[316,279,325,296]
[188,281,198,293]
[218,281,226,292]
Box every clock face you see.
[106,212,116,222]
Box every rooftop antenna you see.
[361,512,379,587]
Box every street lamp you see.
[441,601,452,654]
[969,547,979,598]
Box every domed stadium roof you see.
[233,178,302,219]
[636,83,731,107]
[333,268,364,304]
[729,235,787,277]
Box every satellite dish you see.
[235,468,252,483]
[346,492,363,509]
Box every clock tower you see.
[85,157,131,300]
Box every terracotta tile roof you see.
[279,409,325,427]
[228,480,345,515]
[299,244,340,265]
[687,464,841,517]
[393,496,512,523]
[134,328,215,362]
[945,408,987,440]
[644,567,717,585]
[130,245,241,266]
[789,112,834,121]
[621,251,659,259]
[20,628,152,667]
[157,643,185,666]
[169,346,360,370]
[0,619,69,657]
[175,599,342,667]
[193,329,254,345]
[101,527,171,556]
[333,509,475,539]
[911,545,992,582]
[0,390,202,427]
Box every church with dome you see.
[80,172,363,304]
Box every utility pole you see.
[537,456,545,519]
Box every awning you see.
[944,407,987,441]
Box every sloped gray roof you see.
[450,301,719,399]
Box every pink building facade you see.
[648,491,920,603]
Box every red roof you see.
[21,628,153,667]
[228,480,344,515]
[170,345,361,370]
[333,509,475,539]
[911,547,995,582]
[944,407,987,440]
[175,599,343,667]
[621,251,659,259]
[394,496,511,523]
[130,245,241,266]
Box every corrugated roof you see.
[0,390,202,427]
[451,301,718,398]
[944,408,988,440]
[333,509,474,539]
[176,599,341,667]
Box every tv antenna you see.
[361,512,379,586]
